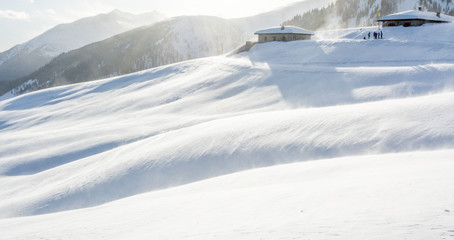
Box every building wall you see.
[382,19,445,27]
[258,34,311,43]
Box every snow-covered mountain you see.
[0,22,454,239]
[0,0,356,98]
[232,0,337,33]
[0,0,335,91]
[284,0,454,30]
[4,16,246,97]
[0,10,166,84]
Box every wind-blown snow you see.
[1,151,454,240]
[0,23,454,239]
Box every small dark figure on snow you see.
[368,32,370,39]
[380,31,383,39]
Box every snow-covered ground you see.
[2,151,453,240]
[0,23,454,239]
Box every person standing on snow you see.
[380,31,383,39]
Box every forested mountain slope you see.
[283,0,454,30]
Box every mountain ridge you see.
[2,15,246,97]
[0,10,166,84]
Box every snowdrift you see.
[0,23,454,239]
[2,150,453,240]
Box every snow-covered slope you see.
[283,0,454,31]
[0,10,166,84]
[4,16,246,97]
[232,0,337,34]
[1,151,454,240]
[0,23,454,238]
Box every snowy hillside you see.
[1,151,453,239]
[4,16,246,97]
[284,0,454,30]
[232,0,336,33]
[0,23,454,239]
[0,10,166,84]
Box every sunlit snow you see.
[0,23,454,239]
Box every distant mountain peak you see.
[109,9,123,14]
[107,9,130,17]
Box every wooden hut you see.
[378,10,454,27]
[255,26,314,43]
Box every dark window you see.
[282,36,286,41]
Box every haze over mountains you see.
[2,0,454,99]
[0,10,166,89]
[0,0,337,98]
[231,0,336,33]
[5,16,246,96]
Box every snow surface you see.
[1,23,454,239]
[378,10,454,22]
[1,151,454,240]
[255,26,314,35]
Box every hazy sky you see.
[0,0,299,52]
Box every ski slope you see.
[0,23,454,239]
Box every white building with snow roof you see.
[378,10,454,27]
[254,26,314,43]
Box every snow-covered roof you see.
[254,26,314,35]
[378,10,454,22]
